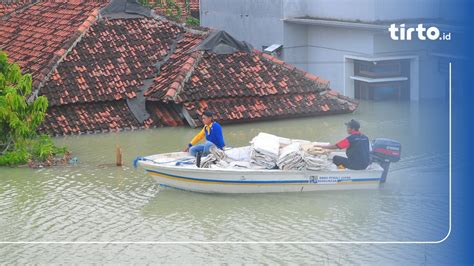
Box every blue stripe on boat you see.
[146,169,381,184]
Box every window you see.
[355,60,402,78]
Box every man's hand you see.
[311,143,338,150]
[183,147,190,152]
[321,144,339,150]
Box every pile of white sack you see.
[301,142,332,170]
[199,132,333,171]
[250,133,281,169]
[275,142,332,171]
[200,145,227,168]
[248,132,332,170]
[277,143,305,170]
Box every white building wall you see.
[282,0,307,17]
[303,0,442,21]
[304,0,376,21]
[200,0,462,100]
[200,0,284,51]
[373,33,446,100]
[418,56,447,99]
[305,27,375,92]
[283,23,308,71]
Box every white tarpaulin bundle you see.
[225,146,252,161]
[277,143,305,170]
[301,142,330,156]
[250,133,281,169]
[303,153,332,171]
[200,146,227,168]
[199,132,333,170]
[249,132,332,170]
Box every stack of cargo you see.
[199,133,333,170]
[301,143,331,170]
[249,133,280,169]
[277,143,306,170]
[200,146,227,168]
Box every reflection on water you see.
[0,101,452,263]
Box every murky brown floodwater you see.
[0,100,454,263]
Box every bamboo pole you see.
[116,145,123,167]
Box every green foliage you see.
[0,51,67,167]
[29,135,67,161]
[138,0,200,26]
[186,16,200,26]
[0,148,28,166]
[164,0,182,20]
[138,0,152,8]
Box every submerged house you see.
[0,0,357,136]
[200,0,465,101]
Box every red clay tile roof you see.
[182,91,358,126]
[41,17,184,106]
[188,52,327,102]
[0,1,105,87]
[146,49,331,102]
[146,102,185,127]
[0,0,33,17]
[145,32,206,101]
[38,100,144,136]
[38,100,186,135]
[144,34,357,127]
[2,1,357,135]
[37,15,188,133]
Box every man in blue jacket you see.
[184,110,225,157]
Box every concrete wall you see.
[303,0,443,21]
[282,0,306,17]
[305,26,375,92]
[201,0,454,24]
[200,0,284,51]
[373,32,427,55]
[200,0,458,100]
[282,23,308,71]
[418,55,447,100]
[304,0,376,21]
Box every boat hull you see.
[138,153,384,193]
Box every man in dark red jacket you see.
[317,119,370,170]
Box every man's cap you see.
[203,110,214,117]
[345,119,360,130]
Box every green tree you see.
[0,51,66,166]
[185,15,200,26]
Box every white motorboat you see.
[135,138,401,194]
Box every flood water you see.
[0,100,454,263]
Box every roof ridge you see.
[144,31,206,101]
[31,7,102,101]
[164,50,204,102]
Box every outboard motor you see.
[370,138,401,183]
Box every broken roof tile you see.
[146,102,185,127]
